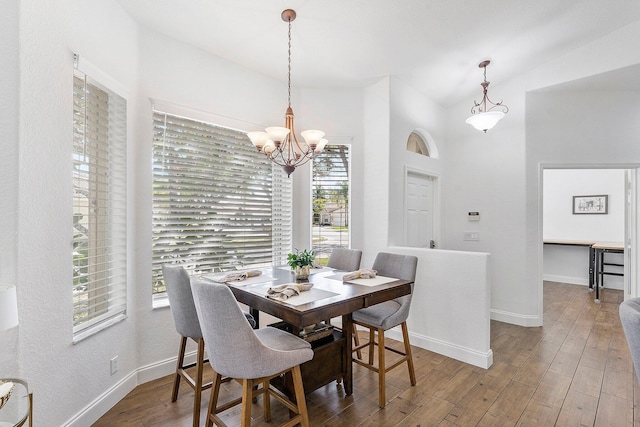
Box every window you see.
[72,67,127,339]
[151,111,292,294]
[312,145,350,264]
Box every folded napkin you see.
[267,283,313,300]
[220,270,262,282]
[343,269,377,281]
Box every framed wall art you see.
[572,195,608,214]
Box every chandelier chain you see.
[287,19,292,108]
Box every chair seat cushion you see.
[353,300,402,330]
[256,327,313,352]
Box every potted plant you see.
[287,248,315,280]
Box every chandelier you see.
[247,9,326,177]
[465,60,509,133]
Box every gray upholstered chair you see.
[620,298,640,384]
[191,279,314,427]
[327,248,363,272]
[352,252,418,408]
[162,264,255,427]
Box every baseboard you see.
[64,350,198,427]
[491,309,542,327]
[63,369,138,427]
[543,274,588,286]
[385,328,493,369]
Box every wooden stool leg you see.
[207,373,222,427]
[353,324,362,359]
[241,379,254,427]
[368,328,375,366]
[192,338,205,427]
[172,336,187,402]
[263,380,271,422]
[292,365,310,427]
[402,322,416,385]
[377,328,386,408]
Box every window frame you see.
[150,106,292,302]
[72,57,129,342]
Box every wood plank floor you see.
[93,282,637,426]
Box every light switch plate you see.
[463,232,480,241]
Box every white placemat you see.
[202,273,275,286]
[266,286,339,306]
[325,273,347,281]
[343,275,398,287]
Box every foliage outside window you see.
[72,69,127,337]
[151,111,292,294]
[312,145,350,264]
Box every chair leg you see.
[206,373,223,427]
[192,338,205,427]
[401,322,416,386]
[368,328,375,366]
[241,379,254,427]
[262,380,271,422]
[353,324,363,359]
[377,328,386,408]
[172,336,188,402]
[292,365,310,427]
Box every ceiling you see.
[116,0,640,107]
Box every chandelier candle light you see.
[466,60,509,133]
[247,9,326,177]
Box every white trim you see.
[63,349,199,427]
[543,274,589,286]
[385,327,493,369]
[151,98,261,132]
[490,309,542,327]
[75,54,130,100]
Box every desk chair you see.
[352,252,418,408]
[191,279,314,427]
[162,265,255,427]
[620,298,640,384]
[327,248,363,272]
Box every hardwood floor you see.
[93,282,637,426]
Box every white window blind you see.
[72,69,127,338]
[312,145,351,263]
[152,111,292,294]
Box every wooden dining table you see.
[219,266,413,397]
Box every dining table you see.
[203,266,413,397]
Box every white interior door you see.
[405,171,434,248]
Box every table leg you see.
[342,313,353,396]
[595,250,602,302]
[249,307,260,329]
[588,246,595,290]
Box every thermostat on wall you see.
[468,212,480,221]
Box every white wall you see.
[387,247,492,368]
[543,169,625,241]
[388,77,446,248]
[543,169,625,288]
[443,20,640,326]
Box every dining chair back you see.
[327,248,363,272]
[191,279,313,426]
[620,297,640,384]
[163,264,255,427]
[351,252,418,407]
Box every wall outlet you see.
[110,356,118,375]
[463,232,480,241]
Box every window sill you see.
[152,293,170,309]
[72,313,127,344]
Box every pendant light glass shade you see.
[466,60,508,133]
